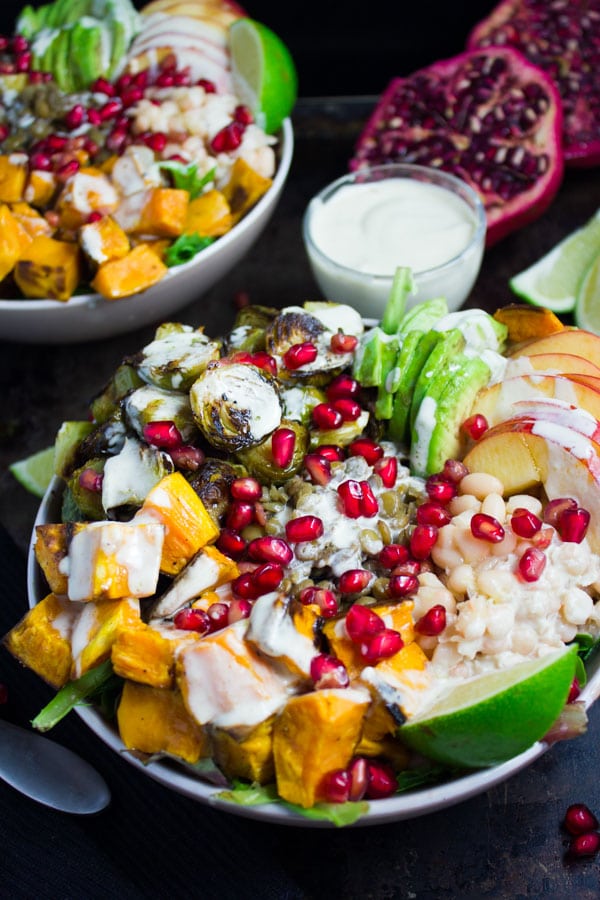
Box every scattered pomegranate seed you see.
[320,769,351,803]
[379,544,409,570]
[233,104,253,125]
[410,524,439,559]
[360,628,403,663]
[231,572,260,600]
[216,528,247,558]
[388,572,419,598]
[348,437,383,465]
[87,109,102,126]
[337,479,363,518]
[330,332,358,353]
[0,61,15,74]
[566,831,600,859]
[197,78,216,92]
[64,104,86,129]
[28,70,44,84]
[442,459,469,482]
[226,500,255,532]
[143,420,182,449]
[155,72,175,88]
[348,757,369,801]
[29,151,52,171]
[345,603,384,642]
[271,427,296,468]
[228,597,253,623]
[170,445,205,470]
[373,455,397,487]
[56,159,80,180]
[286,515,324,543]
[544,497,578,527]
[568,678,581,703]
[564,803,599,836]
[12,35,29,53]
[510,508,542,538]
[78,468,103,492]
[233,289,250,309]
[99,99,124,121]
[470,513,505,543]
[252,562,284,593]
[392,559,421,577]
[425,474,457,504]
[91,77,116,95]
[249,351,277,376]
[303,452,332,485]
[120,86,144,108]
[415,604,447,635]
[364,760,397,799]
[206,602,229,632]
[339,569,372,594]
[145,132,168,153]
[231,477,262,501]
[332,397,362,421]
[247,536,293,565]
[211,120,245,152]
[461,413,489,440]
[106,129,128,153]
[556,507,590,544]
[359,480,379,517]
[0,37,8,52]
[174,607,210,634]
[15,51,31,72]
[284,341,318,370]
[86,210,103,224]
[416,501,451,527]
[518,546,547,582]
[326,374,359,400]
[310,653,349,689]
[318,444,345,462]
[312,403,343,430]
[532,526,554,549]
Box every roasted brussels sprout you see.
[123,385,198,444]
[187,458,248,523]
[101,437,173,513]
[310,410,370,449]
[67,458,106,520]
[281,385,327,425]
[190,362,282,452]
[227,304,279,353]
[236,419,309,484]
[130,325,221,392]
[74,412,128,466]
[266,308,325,357]
[89,363,145,425]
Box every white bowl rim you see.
[0,118,293,312]
[302,161,487,284]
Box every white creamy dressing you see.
[70,597,139,678]
[189,363,282,443]
[138,330,220,391]
[62,171,119,216]
[411,395,438,475]
[110,145,162,197]
[51,598,84,640]
[246,591,317,677]
[101,437,169,512]
[124,385,195,441]
[151,549,224,618]
[309,180,477,275]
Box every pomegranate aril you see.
[252,562,284,593]
[470,513,505,543]
[286,515,324,543]
[232,573,260,600]
[361,628,403,663]
[388,573,419,598]
[12,35,29,53]
[462,414,489,440]
[283,342,318,370]
[568,678,581,704]
[318,444,345,462]
[326,374,360,401]
[374,455,397,488]
[92,77,115,95]
[556,507,590,544]
[15,52,32,73]
[78,468,103,492]
[345,603,384,642]
[0,123,9,142]
[249,351,277,376]
[425,474,457,504]
[100,99,124,121]
[303,453,331,486]
[337,479,363,518]
[312,403,343,430]
[56,159,80,180]
[247,536,293,565]
[378,543,409,569]
[518,546,546,582]
[348,757,369,801]
[532,526,554,550]
[226,500,255,532]
[442,459,469,484]
[359,480,379,517]
[415,604,447,636]
[29,151,52,171]
[216,528,247,558]
[173,607,210,634]
[348,437,383,465]
[299,586,339,618]
[564,804,599,836]
[320,769,351,804]
[106,129,128,153]
[330,332,358,353]
[365,760,397,800]
[567,831,600,859]
[392,559,421,577]
[510,508,542,538]
[211,121,245,151]
[120,86,144,108]
[410,524,439,559]
[228,597,253,623]
[271,427,296,468]
[234,104,253,125]
[229,477,260,502]
[207,602,229,632]
[169,445,205,470]
[332,397,362,421]
[86,109,102,126]
[544,497,578,527]
[143,420,182,449]
[416,501,451,527]
[339,569,372,594]
[310,653,349,690]
[64,105,86,129]
[197,78,216,92]
[145,132,168,153]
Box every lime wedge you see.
[574,251,600,332]
[510,209,600,313]
[9,446,55,498]
[399,645,577,768]
[229,18,297,134]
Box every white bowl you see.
[303,163,486,320]
[0,119,293,345]
[27,477,600,828]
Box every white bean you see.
[481,492,506,523]
[446,563,475,596]
[430,545,464,571]
[449,494,481,516]
[454,527,492,565]
[506,494,543,516]
[459,472,505,499]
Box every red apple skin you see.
[472,374,600,427]
[508,352,600,379]
[510,329,600,369]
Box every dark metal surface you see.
[1,98,600,897]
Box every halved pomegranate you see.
[350,46,564,245]
[467,0,600,167]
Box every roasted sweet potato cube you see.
[222,158,272,224]
[71,597,141,677]
[184,189,233,237]
[0,154,27,202]
[134,188,189,237]
[0,203,31,281]
[91,243,168,299]
[79,215,130,266]
[375,638,428,682]
[34,522,85,595]
[117,681,209,764]
[212,716,275,783]
[493,303,564,344]
[24,170,57,207]
[14,235,81,301]
[273,688,369,808]
[10,201,54,239]
[3,593,78,688]
[323,602,415,679]
[111,623,199,689]
[137,472,219,576]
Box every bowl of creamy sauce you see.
[303,163,486,319]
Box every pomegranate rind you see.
[467,0,600,167]
[350,46,564,246]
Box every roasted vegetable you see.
[90,243,167,299]
[187,458,248,523]
[0,154,27,202]
[79,215,130,266]
[132,326,221,392]
[14,234,81,300]
[221,158,272,224]
[236,419,309,483]
[184,189,233,237]
[0,203,31,280]
[133,188,189,238]
[3,593,76,688]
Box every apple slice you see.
[471,373,600,426]
[510,328,600,367]
[504,351,600,379]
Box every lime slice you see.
[574,250,600,332]
[399,645,577,768]
[510,209,600,313]
[229,18,297,134]
[9,446,55,498]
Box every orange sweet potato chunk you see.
[91,243,167,299]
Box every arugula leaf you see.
[215,780,369,826]
[31,660,120,732]
[159,161,216,199]
[573,632,600,663]
[164,233,215,267]
[395,764,457,793]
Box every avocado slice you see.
[397,297,448,336]
[71,19,111,88]
[387,330,441,445]
[107,17,128,80]
[51,27,75,91]
[409,328,466,434]
[352,327,400,388]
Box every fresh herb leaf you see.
[395,764,457,793]
[573,632,600,663]
[31,660,117,732]
[215,780,369,826]
[164,233,215,267]
[159,161,216,199]
[217,780,279,806]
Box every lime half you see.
[574,251,600,333]
[9,446,55,498]
[399,645,577,768]
[510,209,600,313]
[229,18,297,134]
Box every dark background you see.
[0,0,499,97]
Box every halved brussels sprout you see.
[227,304,279,353]
[265,308,325,358]
[236,419,309,484]
[89,363,145,425]
[190,362,282,452]
[75,412,128,465]
[281,385,327,425]
[187,458,248,523]
[101,436,173,513]
[268,306,359,384]
[310,409,370,449]
[131,326,221,392]
[123,385,198,444]
[67,458,105,520]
